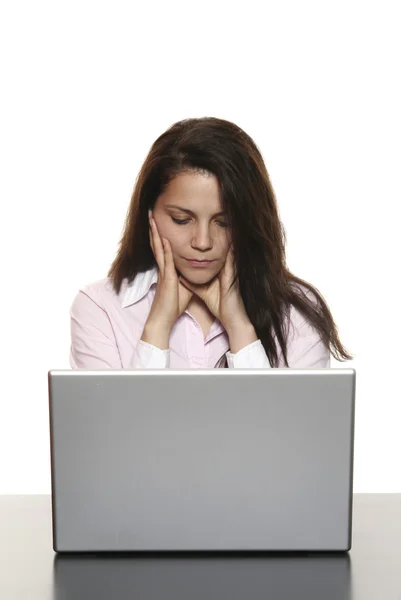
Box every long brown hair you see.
[108,117,354,367]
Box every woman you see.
[69,117,353,369]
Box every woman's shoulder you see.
[280,283,330,367]
[287,282,320,327]
[71,277,130,310]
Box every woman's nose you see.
[191,227,213,250]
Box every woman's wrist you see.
[226,323,258,354]
[141,320,171,351]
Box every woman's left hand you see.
[179,244,251,332]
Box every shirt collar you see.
[121,265,159,308]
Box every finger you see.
[162,237,177,279]
[149,214,165,275]
[221,244,233,272]
[220,244,234,287]
[228,246,238,290]
[149,224,158,268]
[227,244,235,274]
[149,224,154,254]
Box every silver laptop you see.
[48,369,356,553]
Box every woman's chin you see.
[184,273,218,286]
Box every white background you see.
[0,0,399,493]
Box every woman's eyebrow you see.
[165,204,226,217]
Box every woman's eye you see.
[171,217,228,228]
[171,218,189,225]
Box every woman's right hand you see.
[147,209,194,332]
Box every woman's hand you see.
[147,210,193,331]
[179,244,251,332]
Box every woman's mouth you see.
[185,259,216,267]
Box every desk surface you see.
[1,494,400,599]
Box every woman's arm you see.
[224,317,330,369]
[69,290,170,369]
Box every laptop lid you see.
[48,369,356,552]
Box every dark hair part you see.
[108,117,354,367]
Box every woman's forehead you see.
[159,172,223,213]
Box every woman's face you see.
[152,171,232,283]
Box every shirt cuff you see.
[225,339,271,369]
[130,339,170,368]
